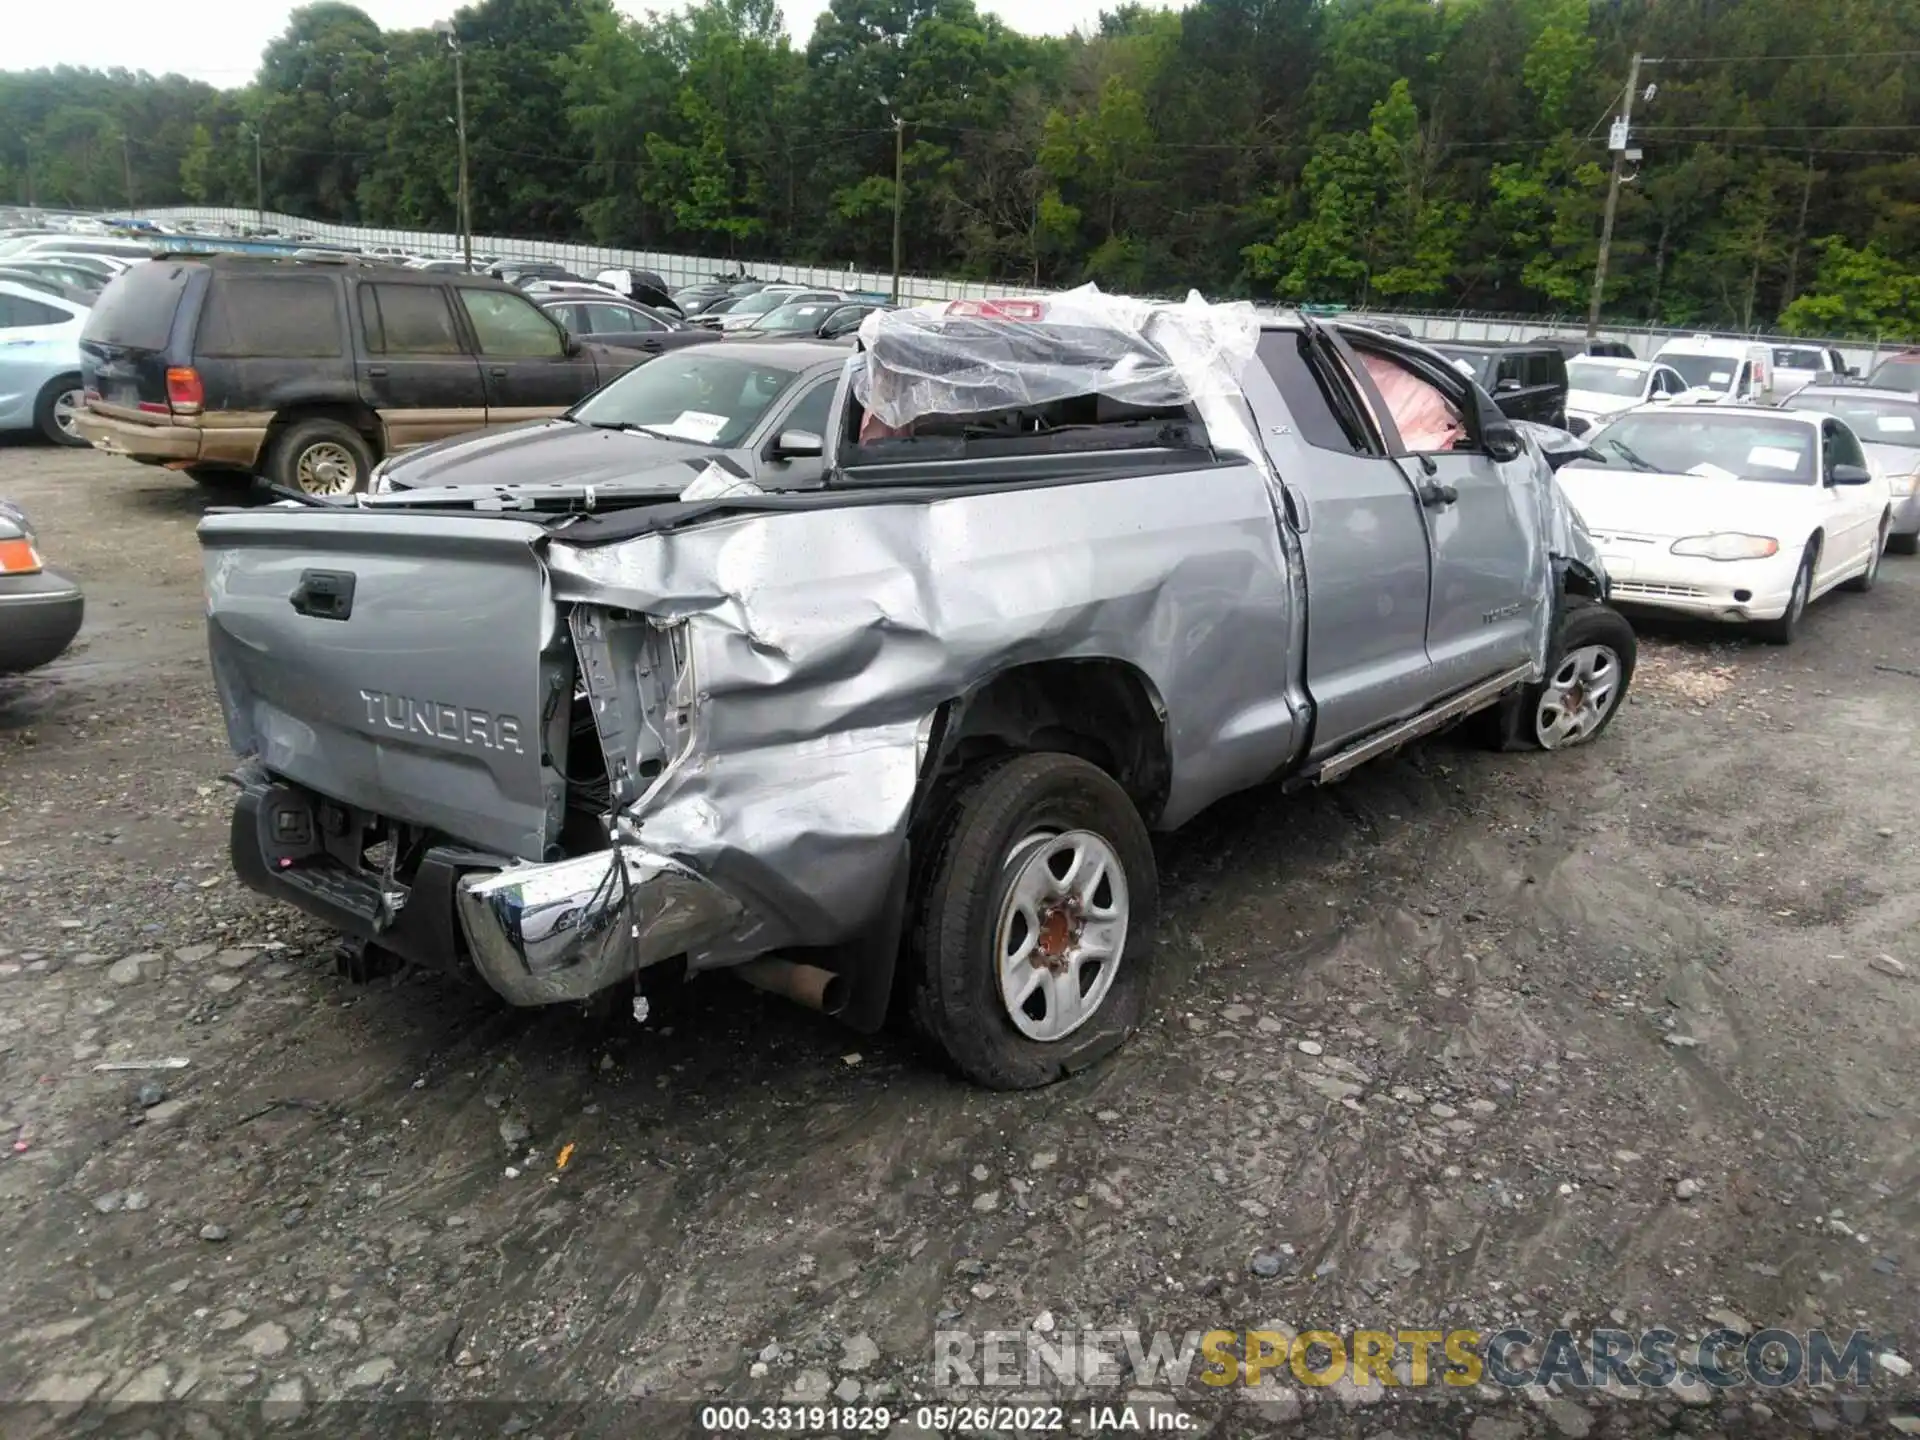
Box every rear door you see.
[78,259,196,415]
[579,301,670,354]
[354,280,486,451]
[1246,327,1434,752]
[455,286,600,427]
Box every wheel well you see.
[264,403,384,464]
[915,659,1172,831]
[1807,529,1824,565]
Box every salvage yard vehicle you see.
[1560,405,1890,643]
[0,499,83,674]
[369,340,845,493]
[531,294,718,357]
[197,288,1630,1089]
[1785,384,1920,553]
[1428,340,1569,427]
[1652,335,1777,406]
[0,279,88,446]
[71,254,640,494]
[1771,342,1852,398]
[1563,357,1688,435]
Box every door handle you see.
[490,366,507,377]
[1418,480,1459,508]
[366,366,388,377]
[289,569,356,622]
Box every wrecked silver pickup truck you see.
[198,287,1628,1089]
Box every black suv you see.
[73,254,639,494]
[1429,341,1569,427]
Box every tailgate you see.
[200,509,564,861]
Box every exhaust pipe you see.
[735,958,847,1016]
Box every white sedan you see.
[1564,357,1688,435]
[1558,406,1892,644]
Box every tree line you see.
[5,0,1920,338]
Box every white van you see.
[1652,335,1777,406]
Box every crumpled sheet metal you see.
[853,282,1261,429]
[1517,428,1610,672]
[543,465,1301,965]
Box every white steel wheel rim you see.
[995,828,1129,1043]
[296,441,359,495]
[53,388,83,438]
[1867,526,1886,583]
[1535,643,1620,750]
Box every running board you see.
[1296,664,1533,788]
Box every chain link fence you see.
[108,207,1911,375]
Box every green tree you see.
[1245,79,1461,305]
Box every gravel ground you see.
[3,438,1920,1438]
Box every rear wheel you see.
[34,375,87,447]
[268,418,373,496]
[1753,544,1815,645]
[909,753,1158,1090]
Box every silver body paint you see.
[200,312,1607,1009]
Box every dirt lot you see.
[2,438,1919,1438]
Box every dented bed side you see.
[540,459,1305,973]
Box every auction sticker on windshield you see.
[660,411,730,442]
[1877,415,1916,433]
[1747,446,1802,471]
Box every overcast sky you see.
[11,0,1160,86]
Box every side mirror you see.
[560,329,582,356]
[1484,422,1524,463]
[1495,377,1522,393]
[1649,391,1673,403]
[1847,365,1860,378]
[1831,462,1872,486]
[772,429,824,460]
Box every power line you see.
[1638,123,1920,133]
[1647,49,1920,65]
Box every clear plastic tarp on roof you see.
[852,283,1261,430]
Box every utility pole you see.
[242,123,265,225]
[1587,51,1643,339]
[454,44,472,268]
[23,142,35,209]
[434,20,473,267]
[890,114,905,304]
[120,132,136,215]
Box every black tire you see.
[909,753,1158,1090]
[1753,543,1816,645]
[1504,598,1636,752]
[267,418,373,496]
[1840,517,1889,593]
[33,374,87,447]
[1890,531,1919,557]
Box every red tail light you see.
[166,367,204,415]
[946,299,1047,321]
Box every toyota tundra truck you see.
[197,287,1628,1090]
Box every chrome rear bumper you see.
[455,847,741,1006]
